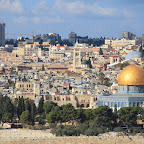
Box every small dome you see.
[118,64,144,85]
[32,53,37,57]
[1,63,7,67]
[35,98,40,103]
[125,51,143,60]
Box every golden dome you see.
[118,64,144,85]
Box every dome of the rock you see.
[118,64,144,85]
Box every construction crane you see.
[6,32,35,37]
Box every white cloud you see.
[32,17,41,24]
[13,16,29,24]
[32,0,49,15]
[0,0,23,14]
[13,16,64,25]
[42,16,64,23]
[122,9,136,18]
[54,0,118,16]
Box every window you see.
[121,102,124,107]
[118,102,120,107]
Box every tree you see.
[20,110,32,125]
[99,48,103,55]
[1,96,14,121]
[25,98,31,112]
[139,42,144,56]
[75,108,86,123]
[118,107,138,128]
[2,67,5,73]
[46,110,60,123]
[38,96,44,114]
[2,113,11,122]
[22,76,27,82]
[88,58,92,68]
[42,64,45,71]
[93,106,115,128]
[104,78,111,87]
[93,42,96,47]
[43,101,58,114]
[30,100,37,125]
[98,72,105,85]
[84,109,94,121]
[60,104,76,123]
[120,62,129,70]
[17,96,25,118]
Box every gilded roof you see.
[118,64,144,85]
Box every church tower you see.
[73,40,81,72]
[33,73,40,96]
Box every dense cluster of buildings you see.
[0,23,144,110]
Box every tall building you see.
[69,32,89,45]
[69,32,77,45]
[0,23,6,47]
[120,31,136,40]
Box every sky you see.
[0,0,144,39]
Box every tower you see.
[69,32,77,45]
[33,73,40,96]
[73,41,81,71]
[0,23,6,47]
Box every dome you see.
[118,64,144,85]
[1,63,7,67]
[125,51,143,60]
[35,98,40,103]
[32,53,37,57]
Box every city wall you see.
[0,136,144,144]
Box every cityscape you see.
[0,0,144,144]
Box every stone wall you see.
[0,136,144,144]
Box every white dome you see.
[32,53,37,57]
[1,63,7,67]
[125,51,143,60]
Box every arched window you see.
[86,104,89,108]
[80,104,84,108]
[111,102,113,107]
[118,102,120,107]
[121,102,124,107]
[108,102,110,107]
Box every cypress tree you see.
[38,96,44,114]
[99,48,103,55]
[42,64,45,71]
[88,58,92,68]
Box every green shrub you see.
[113,127,123,132]
[129,127,144,134]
